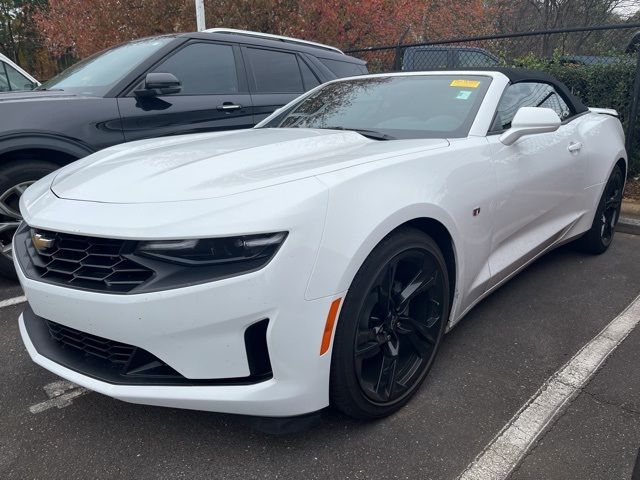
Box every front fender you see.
[304,137,496,326]
[305,201,461,302]
[0,131,95,160]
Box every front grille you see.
[46,320,136,366]
[43,318,187,381]
[21,227,154,293]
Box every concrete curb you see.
[622,201,640,219]
[620,200,640,235]
[619,216,640,235]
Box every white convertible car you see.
[15,69,626,420]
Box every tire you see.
[330,227,450,419]
[576,164,624,255]
[0,159,59,279]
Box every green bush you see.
[513,54,639,174]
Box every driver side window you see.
[151,43,239,95]
[491,82,572,132]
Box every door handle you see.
[217,102,242,112]
[567,141,583,153]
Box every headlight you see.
[136,232,287,266]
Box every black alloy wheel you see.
[599,167,624,247]
[576,164,624,255]
[330,228,449,419]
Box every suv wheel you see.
[0,160,59,278]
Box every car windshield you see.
[37,37,174,96]
[260,75,492,139]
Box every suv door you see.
[242,47,314,123]
[117,41,253,142]
[486,81,586,286]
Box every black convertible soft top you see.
[453,67,589,115]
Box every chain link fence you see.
[346,24,640,174]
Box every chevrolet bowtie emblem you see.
[32,232,55,252]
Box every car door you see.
[241,46,316,123]
[486,82,586,286]
[117,41,253,142]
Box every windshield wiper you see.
[319,126,395,141]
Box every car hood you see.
[51,128,450,204]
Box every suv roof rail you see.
[204,28,344,55]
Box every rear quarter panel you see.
[562,112,626,239]
[578,113,626,185]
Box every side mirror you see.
[499,107,561,146]
[135,72,182,97]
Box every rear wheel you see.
[330,228,450,419]
[0,160,59,278]
[576,165,624,255]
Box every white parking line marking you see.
[29,380,89,414]
[0,295,26,308]
[457,294,640,480]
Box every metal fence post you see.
[393,46,404,71]
[626,49,640,157]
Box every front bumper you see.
[17,259,341,416]
[16,177,345,416]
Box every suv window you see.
[0,63,9,92]
[40,37,174,96]
[404,49,448,70]
[491,82,572,132]
[152,42,239,94]
[246,48,304,93]
[299,58,320,89]
[4,62,33,90]
[319,58,366,77]
[458,50,498,67]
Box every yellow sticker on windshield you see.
[450,80,480,88]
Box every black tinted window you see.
[153,43,238,94]
[492,82,572,131]
[404,49,448,70]
[299,58,320,89]
[458,50,498,67]
[247,48,303,93]
[319,58,366,77]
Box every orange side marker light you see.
[320,298,342,356]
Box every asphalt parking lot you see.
[1,233,639,480]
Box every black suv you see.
[0,29,366,276]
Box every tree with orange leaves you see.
[34,0,503,63]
